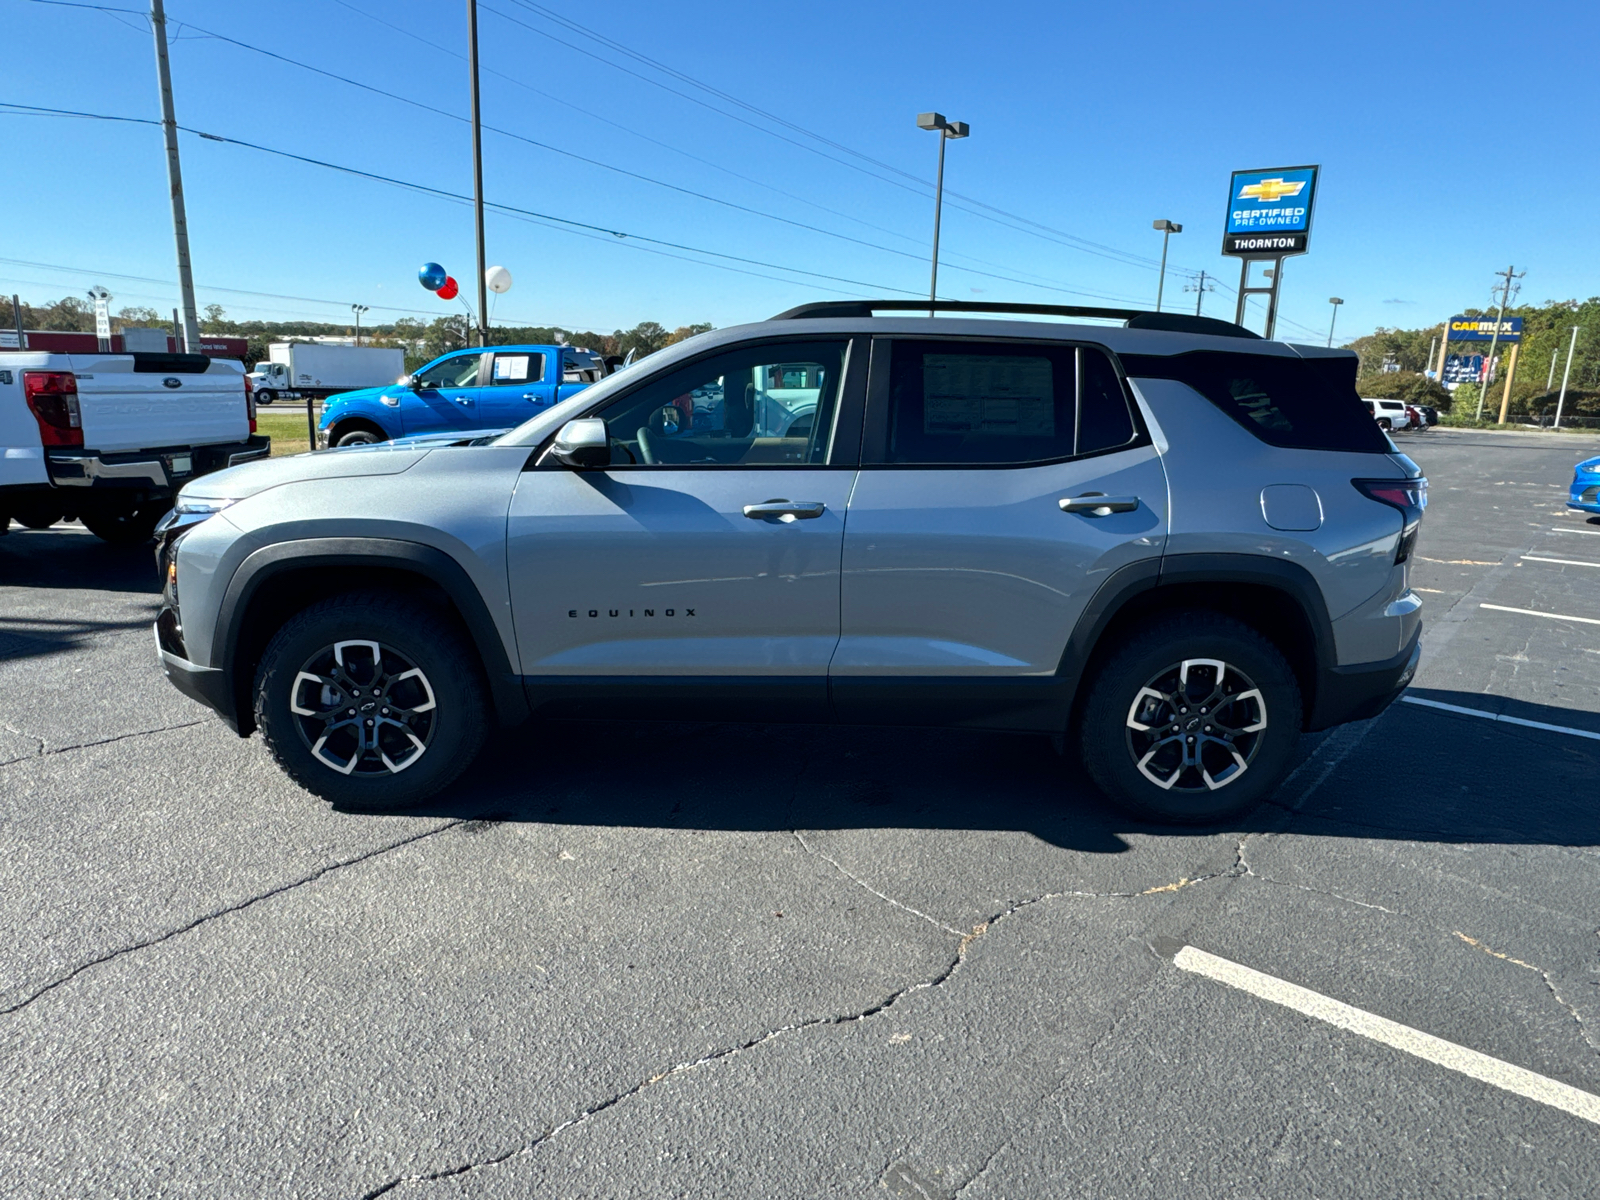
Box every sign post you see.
[89,286,112,353]
[1221,165,1319,338]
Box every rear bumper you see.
[1308,627,1421,731]
[48,436,270,491]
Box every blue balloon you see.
[418,262,447,291]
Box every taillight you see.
[243,374,257,432]
[1353,477,1427,563]
[23,372,83,447]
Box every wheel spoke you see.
[1127,657,1268,794]
[291,640,436,778]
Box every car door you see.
[477,350,554,430]
[401,351,488,436]
[832,336,1169,725]
[505,336,865,711]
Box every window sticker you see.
[922,354,1054,437]
[494,354,531,382]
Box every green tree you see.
[113,305,161,331]
[200,303,229,333]
[666,322,714,346]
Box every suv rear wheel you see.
[1077,612,1302,824]
[254,592,489,809]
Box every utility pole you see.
[1555,324,1580,429]
[351,303,368,347]
[1547,348,1559,392]
[1496,342,1520,425]
[1184,270,1214,316]
[1152,220,1182,312]
[466,0,488,347]
[149,0,200,353]
[1475,265,1522,421]
[1326,297,1344,347]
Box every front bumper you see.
[154,621,233,723]
[48,436,270,491]
[1568,480,1600,513]
[1308,627,1422,731]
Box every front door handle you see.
[743,499,826,522]
[1059,494,1139,515]
[453,398,474,406]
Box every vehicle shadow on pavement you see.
[395,686,1600,852]
[0,527,159,595]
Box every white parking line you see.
[1548,527,1600,537]
[1400,695,1600,742]
[1522,555,1600,568]
[1172,945,1600,1127]
[1479,602,1600,626]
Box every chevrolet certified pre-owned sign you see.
[1447,316,1523,343]
[1223,165,1319,255]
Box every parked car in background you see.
[247,343,405,405]
[317,345,613,447]
[0,350,267,543]
[1364,397,1409,430]
[1568,456,1600,514]
[1404,404,1429,431]
[1414,405,1439,426]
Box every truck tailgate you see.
[69,355,247,452]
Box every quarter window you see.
[587,340,848,466]
[491,353,541,384]
[882,340,1137,465]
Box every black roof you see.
[768,299,1261,340]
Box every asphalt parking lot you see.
[4,427,1600,1198]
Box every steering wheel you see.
[635,426,657,465]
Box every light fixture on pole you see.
[1326,297,1344,347]
[351,303,368,347]
[1152,220,1182,311]
[916,112,969,313]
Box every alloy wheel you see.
[289,640,437,775]
[1124,658,1267,792]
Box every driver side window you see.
[589,340,848,467]
[415,354,483,390]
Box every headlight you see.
[1582,462,1600,476]
[173,496,236,516]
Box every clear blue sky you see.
[3,0,1595,344]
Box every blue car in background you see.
[1569,456,1600,514]
[318,344,613,447]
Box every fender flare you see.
[214,537,528,734]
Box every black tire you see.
[334,428,384,447]
[80,501,168,545]
[1076,612,1303,824]
[254,591,488,810]
[14,511,63,530]
[256,389,275,405]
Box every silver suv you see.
[153,301,1424,823]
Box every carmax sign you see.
[1448,316,1523,343]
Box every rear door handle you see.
[1059,494,1139,515]
[743,499,826,521]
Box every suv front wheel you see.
[254,592,489,809]
[1077,612,1302,824]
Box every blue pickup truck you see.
[319,345,615,447]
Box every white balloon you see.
[485,265,513,294]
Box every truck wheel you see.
[254,591,489,810]
[1076,612,1302,825]
[256,389,275,405]
[81,501,169,545]
[335,428,384,447]
[14,510,64,530]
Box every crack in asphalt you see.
[1453,931,1600,1057]
[793,830,967,936]
[0,718,208,768]
[0,820,463,1016]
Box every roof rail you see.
[768,299,1261,339]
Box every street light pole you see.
[1152,220,1182,312]
[1555,324,1581,430]
[149,0,201,353]
[1326,297,1344,347]
[917,112,969,314]
[351,303,368,347]
[466,0,489,347]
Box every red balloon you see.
[437,275,459,301]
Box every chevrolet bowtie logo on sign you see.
[1237,177,1307,203]
[1223,165,1319,257]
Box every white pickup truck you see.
[0,350,269,544]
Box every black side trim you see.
[214,539,528,734]
[522,675,830,722]
[1311,629,1420,730]
[828,675,1070,731]
[1053,558,1165,699]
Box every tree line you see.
[0,295,712,373]
[1344,297,1600,422]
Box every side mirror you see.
[398,374,418,389]
[550,418,611,468]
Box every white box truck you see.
[247,343,404,404]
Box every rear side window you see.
[1119,350,1387,453]
[882,340,1138,465]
